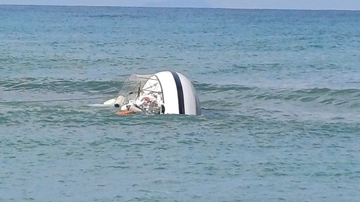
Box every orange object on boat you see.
[116,110,136,115]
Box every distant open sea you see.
[1,5,360,201]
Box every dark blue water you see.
[1,5,360,201]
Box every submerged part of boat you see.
[103,71,201,115]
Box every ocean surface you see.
[1,5,360,201]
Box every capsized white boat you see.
[103,71,201,115]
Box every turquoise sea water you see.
[1,5,360,201]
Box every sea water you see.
[0,5,360,201]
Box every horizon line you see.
[1,3,360,11]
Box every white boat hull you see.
[103,71,201,115]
